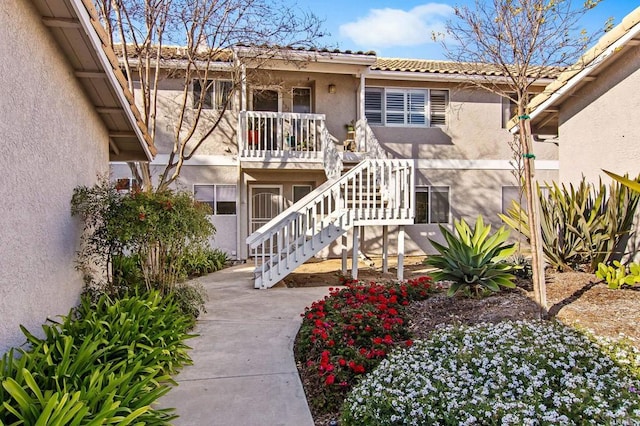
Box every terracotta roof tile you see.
[373,58,560,79]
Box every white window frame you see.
[415,186,450,224]
[193,79,233,110]
[193,184,238,215]
[365,87,449,127]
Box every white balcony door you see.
[249,185,283,255]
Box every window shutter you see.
[430,90,448,126]
[407,91,426,125]
[365,88,383,124]
[385,91,405,125]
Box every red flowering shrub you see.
[295,276,434,412]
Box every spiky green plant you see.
[425,216,517,297]
[500,177,639,272]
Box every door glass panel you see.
[293,88,311,113]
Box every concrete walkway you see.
[159,264,331,426]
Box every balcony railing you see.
[239,111,326,159]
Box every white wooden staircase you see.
[246,158,415,288]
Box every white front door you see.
[249,185,283,255]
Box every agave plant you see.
[425,216,517,297]
[500,176,639,272]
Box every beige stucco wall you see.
[129,65,560,260]
[558,45,640,185]
[0,0,109,353]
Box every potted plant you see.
[345,120,356,132]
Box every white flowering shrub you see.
[342,320,640,425]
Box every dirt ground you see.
[287,257,640,425]
[285,255,640,349]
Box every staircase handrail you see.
[321,122,343,180]
[356,118,388,159]
[247,160,371,248]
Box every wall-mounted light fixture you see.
[328,84,336,94]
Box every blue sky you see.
[299,0,639,59]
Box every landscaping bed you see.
[289,259,640,425]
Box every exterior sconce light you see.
[328,84,336,94]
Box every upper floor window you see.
[501,95,517,128]
[415,186,450,224]
[365,88,448,127]
[193,79,233,110]
[194,184,237,215]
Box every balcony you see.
[239,111,327,162]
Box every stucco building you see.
[0,0,154,353]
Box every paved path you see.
[159,264,330,425]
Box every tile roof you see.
[510,6,640,131]
[373,58,560,79]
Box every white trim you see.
[511,20,640,134]
[149,154,238,166]
[69,0,154,161]
[415,159,559,170]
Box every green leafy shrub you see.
[296,277,435,414]
[596,260,640,289]
[173,282,209,319]
[342,320,640,425]
[0,292,194,424]
[425,216,516,297]
[71,178,215,296]
[180,246,228,277]
[500,176,639,272]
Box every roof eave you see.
[66,0,155,160]
[510,10,640,134]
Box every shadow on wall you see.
[371,126,454,160]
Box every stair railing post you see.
[397,225,405,281]
[352,226,359,280]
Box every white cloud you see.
[339,3,454,49]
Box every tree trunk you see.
[519,116,547,316]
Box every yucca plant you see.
[500,176,639,272]
[425,216,517,297]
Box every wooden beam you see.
[96,107,123,114]
[42,17,81,28]
[75,71,106,79]
[109,138,120,156]
[109,131,136,138]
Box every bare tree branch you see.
[440,0,606,313]
[94,0,327,191]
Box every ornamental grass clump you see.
[296,277,434,413]
[342,320,640,425]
